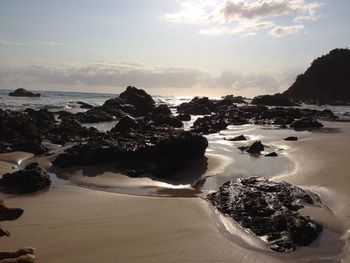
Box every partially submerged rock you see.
[0,163,51,194]
[9,88,41,97]
[265,152,278,157]
[284,136,298,141]
[53,129,208,178]
[207,177,323,252]
[290,117,323,129]
[225,135,247,141]
[238,141,265,154]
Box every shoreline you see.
[0,121,349,262]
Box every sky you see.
[0,0,349,97]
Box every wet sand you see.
[0,122,350,262]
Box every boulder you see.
[240,141,265,154]
[177,97,215,115]
[284,136,298,141]
[0,163,51,194]
[119,86,155,115]
[177,114,191,121]
[207,177,323,252]
[225,135,247,141]
[76,101,94,109]
[265,152,278,157]
[9,88,41,97]
[53,129,208,179]
[251,94,298,107]
[290,117,323,129]
[111,116,139,133]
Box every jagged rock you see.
[152,104,172,116]
[284,136,298,141]
[238,141,265,154]
[9,88,41,97]
[177,97,214,115]
[225,135,247,141]
[192,115,228,134]
[0,163,51,194]
[265,152,278,157]
[111,116,139,133]
[76,101,94,109]
[251,94,298,107]
[74,107,115,123]
[119,86,155,115]
[207,177,323,252]
[220,95,247,104]
[177,114,191,121]
[53,129,208,179]
[290,117,323,129]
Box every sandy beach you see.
[0,122,349,263]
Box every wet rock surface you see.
[207,177,323,252]
[53,128,208,178]
[251,94,299,107]
[291,117,324,129]
[238,141,265,155]
[9,88,41,97]
[0,163,51,194]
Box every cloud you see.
[164,0,321,37]
[0,39,32,47]
[0,39,70,48]
[0,62,286,96]
[270,24,305,37]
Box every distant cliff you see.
[283,48,350,104]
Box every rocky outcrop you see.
[283,48,350,104]
[251,94,298,107]
[290,117,323,129]
[177,97,214,115]
[0,109,54,154]
[207,177,322,252]
[0,163,51,194]
[9,88,41,97]
[53,128,208,178]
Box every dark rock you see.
[48,118,98,144]
[53,129,208,179]
[150,114,183,128]
[192,115,228,134]
[265,152,278,157]
[9,88,41,97]
[111,116,139,133]
[0,163,51,194]
[251,94,298,107]
[152,104,172,116]
[74,107,115,123]
[225,135,247,141]
[76,101,94,109]
[284,136,298,141]
[290,117,323,129]
[177,114,191,121]
[177,97,214,115]
[240,141,264,154]
[119,86,155,115]
[283,48,350,104]
[207,177,322,252]
[220,95,247,104]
